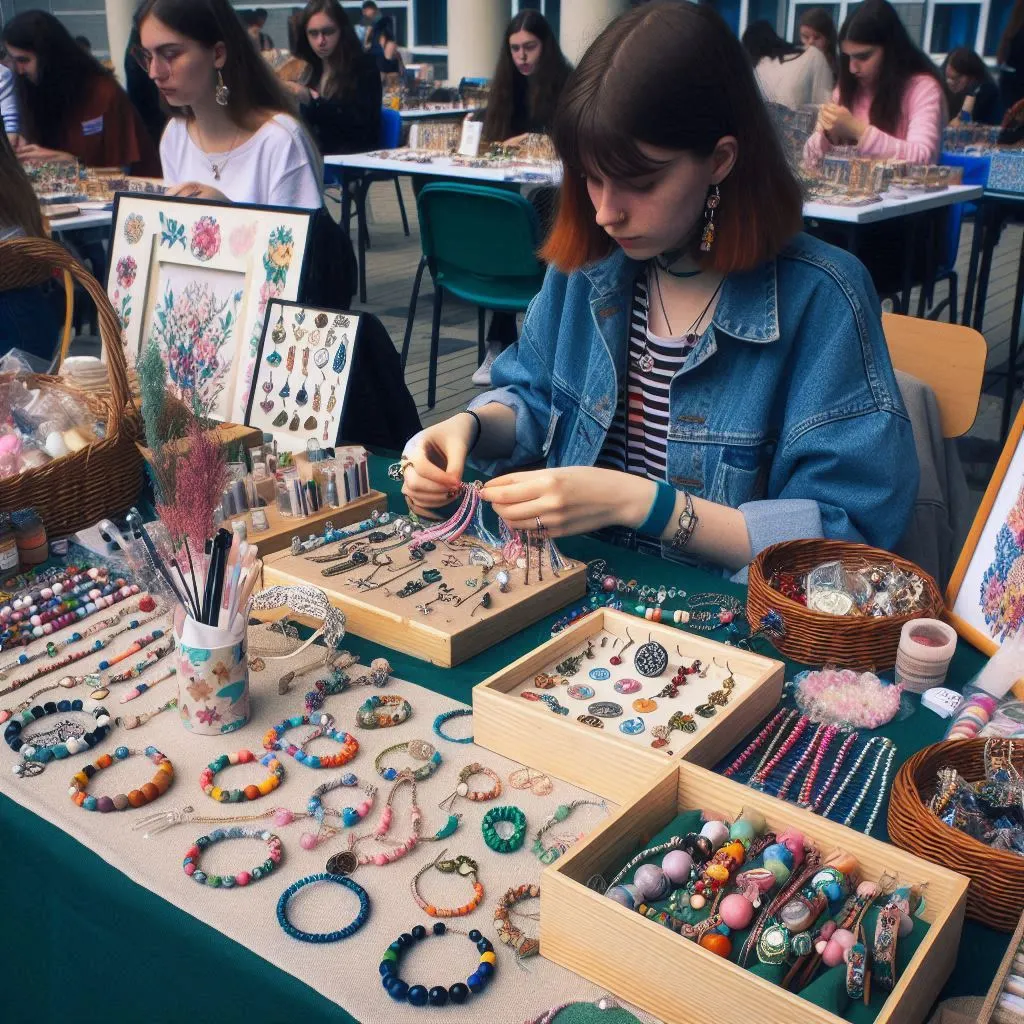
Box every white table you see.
[323,151,561,185]
[802,183,983,224]
[397,105,483,121]
[49,209,114,234]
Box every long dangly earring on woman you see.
[700,184,720,253]
[215,69,230,106]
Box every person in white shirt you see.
[0,62,21,147]
[136,0,322,208]
[743,20,833,109]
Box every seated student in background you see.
[2,10,160,175]
[798,7,839,82]
[138,0,322,208]
[1,62,20,148]
[743,20,833,109]
[944,47,1000,124]
[401,2,917,576]
[289,0,381,154]
[804,0,946,165]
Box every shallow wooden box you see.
[979,909,1024,1024]
[262,543,585,668]
[542,761,969,1024]
[472,608,784,804]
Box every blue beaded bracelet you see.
[433,708,473,744]
[4,698,111,771]
[277,872,370,942]
[380,923,495,1008]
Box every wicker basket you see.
[0,236,143,537]
[746,539,944,670]
[888,738,1024,931]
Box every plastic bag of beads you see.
[806,561,861,616]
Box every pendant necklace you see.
[194,121,243,181]
[635,265,723,373]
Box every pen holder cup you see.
[174,610,249,735]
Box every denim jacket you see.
[469,232,918,563]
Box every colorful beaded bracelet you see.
[481,805,527,853]
[183,827,283,887]
[442,762,501,809]
[69,744,173,810]
[356,694,412,729]
[300,772,377,849]
[277,872,370,942]
[494,883,540,958]
[4,698,111,764]
[375,739,442,782]
[200,749,285,802]
[380,923,495,1007]
[411,851,484,918]
[263,712,359,768]
[433,708,473,744]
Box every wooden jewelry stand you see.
[262,532,586,667]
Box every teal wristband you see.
[638,481,676,537]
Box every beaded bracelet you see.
[722,708,790,777]
[356,694,412,729]
[277,873,370,942]
[200,750,285,802]
[411,850,484,918]
[494,883,540,958]
[375,739,442,781]
[532,799,605,865]
[1,565,103,618]
[380,923,495,1007]
[183,827,283,887]
[301,772,377,849]
[433,708,473,744]
[441,762,501,810]
[4,698,112,766]
[263,712,359,768]
[481,805,527,853]
[70,744,173,810]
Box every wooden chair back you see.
[882,313,986,438]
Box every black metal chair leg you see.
[429,285,443,409]
[356,180,370,304]
[395,178,410,236]
[402,255,427,369]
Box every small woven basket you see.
[0,236,143,537]
[888,738,1024,932]
[746,539,944,670]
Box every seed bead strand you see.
[797,725,838,807]
[812,731,859,812]
[0,566,103,618]
[773,722,821,800]
[747,709,800,781]
[841,738,895,829]
[750,714,809,789]
[200,749,285,803]
[861,741,896,836]
[69,744,173,810]
[723,708,789,777]
[822,736,885,821]
[411,851,484,918]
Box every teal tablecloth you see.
[0,459,1000,1022]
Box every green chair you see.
[402,182,546,408]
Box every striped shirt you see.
[598,275,697,480]
[0,64,19,137]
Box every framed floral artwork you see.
[948,402,1024,653]
[244,300,360,452]
[107,194,314,422]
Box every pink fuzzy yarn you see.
[794,668,902,729]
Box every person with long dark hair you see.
[289,0,380,154]
[945,47,1000,124]
[401,3,915,574]
[999,0,1024,112]
[743,20,832,108]
[137,0,322,206]
[799,7,839,80]
[804,0,946,165]
[482,9,571,145]
[2,10,160,175]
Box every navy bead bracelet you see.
[277,872,370,942]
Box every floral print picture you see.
[107,194,314,422]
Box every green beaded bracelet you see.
[481,805,527,853]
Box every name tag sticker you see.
[81,115,104,136]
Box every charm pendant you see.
[304,416,317,431]
[266,350,282,367]
[279,377,291,399]
[260,399,274,415]
[577,714,603,728]
[295,379,309,406]
[313,347,329,369]
[272,410,288,427]
[211,164,221,181]
[636,352,655,373]
[587,701,623,719]
[271,315,286,345]
[315,312,329,329]
[333,343,347,374]
[289,413,300,431]
[312,384,321,411]
[634,640,669,677]
[620,717,645,735]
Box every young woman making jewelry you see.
[401,2,915,578]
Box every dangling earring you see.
[215,69,230,106]
[700,184,720,253]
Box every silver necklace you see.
[194,121,243,181]
[635,266,723,372]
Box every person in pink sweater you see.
[804,0,947,166]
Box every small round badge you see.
[577,715,604,729]
[567,683,596,700]
[634,640,669,677]
[589,667,611,681]
[587,701,623,718]
[620,717,646,735]
[632,698,658,714]
[614,678,643,695]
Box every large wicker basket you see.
[0,236,143,536]
[746,539,944,670]
[888,738,1024,931]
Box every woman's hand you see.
[401,413,478,512]
[817,103,867,143]
[167,182,229,201]
[480,467,656,538]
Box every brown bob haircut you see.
[543,2,804,275]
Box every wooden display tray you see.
[472,608,784,803]
[231,489,386,556]
[541,761,969,1024]
[979,910,1024,1024]
[262,540,586,667]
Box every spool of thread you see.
[10,509,48,569]
[895,618,957,693]
[947,692,998,739]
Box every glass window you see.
[749,0,784,34]
[930,3,981,54]
[893,2,927,46]
[416,0,447,46]
[987,0,1016,56]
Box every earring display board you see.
[472,608,784,804]
[542,761,967,1024]
[260,536,587,668]
[106,194,314,424]
[245,300,358,453]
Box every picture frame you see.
[244,299,360,453]
[106,193,315,423]
[946,400,1024,654]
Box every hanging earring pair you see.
[700,184,720,253]
[215,69,230,106]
